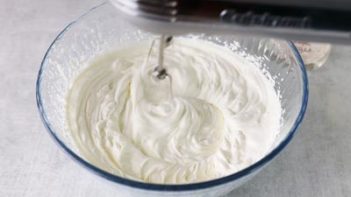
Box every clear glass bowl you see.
[36,3,308,197]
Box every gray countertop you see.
[1,0,350,196]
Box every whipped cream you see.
[66,38,282,184]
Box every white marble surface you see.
[1,0,351,196]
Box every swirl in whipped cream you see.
[66,38,282,184]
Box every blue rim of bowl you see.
[36,2,308,192]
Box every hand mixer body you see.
[110,0,351,44]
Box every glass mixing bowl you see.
[36,3,308,197]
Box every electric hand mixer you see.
[110,0,351,42]
[110,0,351,76]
